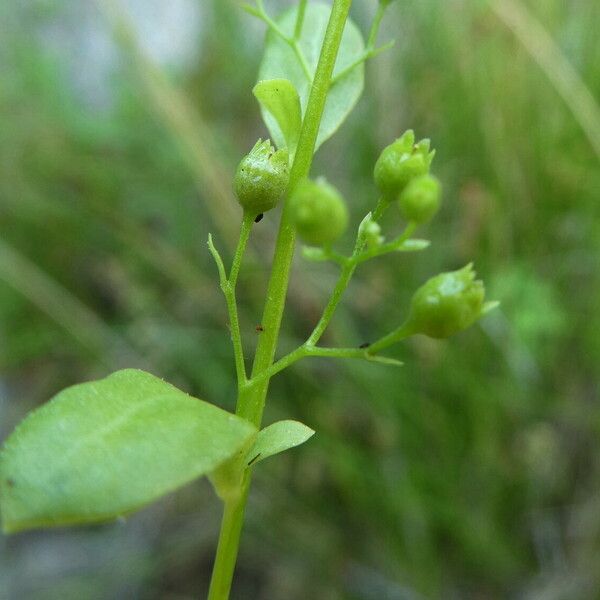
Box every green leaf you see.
[365,354,404,367]
[396,239,431,252]
[258,2,365,151]
[247,420,315,466]
[253,79,302,157]
[0,369,256,533]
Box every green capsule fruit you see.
[234,139,289,215]
[289,178,349,246]
[405,264,498,339]
[398,174,441,225]
[373,130,436,202]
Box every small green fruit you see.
[373,130,435,201]
[405,264,498,338]
[398,174,441,225]
[234,139,289,215]
[289,178,349,246]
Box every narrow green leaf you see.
[253,79,302,157]
[396,239,431,252]
[365,354,404,367]
[258,3,365,151]
[247,420,315,466]
[0,369,256,533]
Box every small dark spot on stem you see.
[254,213,264,223]
[247,454,261,466]
[6,479,15,488]
[255,324,264,333]
[359,342,371,349]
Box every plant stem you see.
[306,199,392,346]
[294,0,308,39]
[229,214,253,287]
[367,1,386,48]
[331,2,392,85]
[240,0,353,425]
[226,215,253,386]
[366,321,414,354]
[206,483,250,600]
[243,344,374,389]
[254,1,313,82]
[306,259,357,345]
[207,215,253,388]
[207,1,353,598]
[352,221,417,264]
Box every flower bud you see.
[397,174,441,225]
[364,220,384,249]
[234,139,289,215]
[373,130,435,202]
[405,264,497,338]
[289,177,348,246]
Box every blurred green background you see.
[1,0,599,598]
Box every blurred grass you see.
[1,0,600,599]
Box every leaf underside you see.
[0,369,256,533]
[258,2,365,151]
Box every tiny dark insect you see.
[254,213,264,223]
[247,454,261,466]
[359,342,371,349]
[255,324,264,332]
[6,479,15,488]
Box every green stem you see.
[206,481,250,600]
[306,260,357,346]
[331,40,393,85]
[294,0,308,39]
[207,215,253,388]
[207,2,353,598]
[372,196,388,221]
[254,1,312,82]
[244,344,372,389]
[352,221,417,265]
[240,0,354,425]
[305,199,392,346]
[243,215,415,387]
[247,345,307,387]
[229,294,247,387]
[230,214,253,287]
[292,39,313,81]
[367,1,386,48]
[367,321,414,354]
[227,215,253,386]
[331,2,392,85]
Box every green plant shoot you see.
[0,1,497,599]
